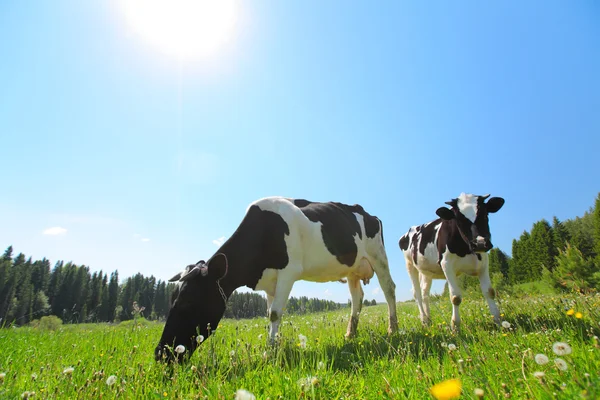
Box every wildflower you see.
[317,361,325,370]
[566,309,575,316]
[447,343,457,351]
[230,350,235,357]
[31,373,37,381]
[474,388,484,398]
[535,354,549,365]
[298,334,307,349]
[196,335,204,344]
[63,367,74,375]
[106,375,117,386]
[21,391,34,399]
[191,365,197,372]
[174,345,186,354]
[533,371,545,379]
[0,372,5,381]
[584,373,590,378]
[297,376,319,390]
[429,378,462,400]
[554,358,568,371]
[441,342,448,348]
[552,342,572,356]
[502,321,511,329]
[575,312,582,319]
[258,334,263,340]
[235,389,256,400]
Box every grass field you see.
[1,293,599,399]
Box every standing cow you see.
[398,193,505,331]
[156,196,398,362]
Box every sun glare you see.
[118,0,237,60]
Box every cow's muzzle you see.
[472,236,492,253]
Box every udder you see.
[352,257,374,285]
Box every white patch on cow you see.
[457,192,478,223]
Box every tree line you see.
[0,248,348,327]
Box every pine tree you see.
[489,247,510,278]
[552,216,570,253]
[529,219,557,276]
[107,271,119,322]
[593,193,600,265]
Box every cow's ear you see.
[207,253,229,280]
[168,272,182,282]
[486,197,505,213]
[436,207,455,220]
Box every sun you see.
[118,0,238,60]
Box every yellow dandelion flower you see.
[429,379,462,400]
[566,309,575,316]
[575,312,582,319]
[163,392,168,397]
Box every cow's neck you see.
[211,238,255,298]
[445,219,473,254]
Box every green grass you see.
[1,293,599,399]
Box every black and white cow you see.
[398,193,505,331]
[155,196,398,363]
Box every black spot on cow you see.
[293,199,380,266]
[231,205,291,290]
[399,234,410,251]
[418,220,441,257]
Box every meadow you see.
[1,293,599,399]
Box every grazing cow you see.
[398,193,505,331]
[155,196,398,363]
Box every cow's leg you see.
[420,274,433,325]
[407,262,428,326]
[373,259,398,334]
[268,274,296,344]
[266,293,274,314]
[477,254,501,326]
[345,276,364,338]
[441,258,462,332]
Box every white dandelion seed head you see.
[474,388,484,397]
[533,371,545,378]
[552,342,572,356]
[63,367,74,375]
[448,343,457,351]
[554,358,568,371]
[21,391,33,399]
[196,335,204,344]
[502,321,511,329]
[234,389,256,400]
[258,334,263,340]
[31,373,37,380]
[174,345,186,354]
[584,373,590,378]
[535,354,549,365]
[299,334,307,343]
[191,366,197,372]
[441,342,448,348]
[106,375,117,386]
[317,361,325,370]
[230,350,236,357]
[0,372,5,380]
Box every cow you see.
[398,193,505,331]
[155,196,398,363]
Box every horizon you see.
[1,0,598,304]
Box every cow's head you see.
[155,253,229,364]
[435,193,505,253]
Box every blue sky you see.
[1,0,598,304]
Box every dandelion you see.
[533,371,545,379]
[474,388,484,398]
[554,358,568,371]
[63,367,74,375]
[298,334,307,349]
[552,342,572,356]
[575,312,582,319]
[317,361,325,370]
[0,372,5,381]
[441,342,448,348]
[21,391,34,399]
[235,389,256,400]
[174,345,186,354]
[429,378,462,400]
[566,309,575,316]
[230,350,236,357]
[297,375,319,390]
[191,365,197,372]
[535,353,549,365]
[106,375,117,386]
[196,335,204,344]
[448,343,457,351]
[502,321,511,329]
[31,373,37,381]
[258,334,263,340]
